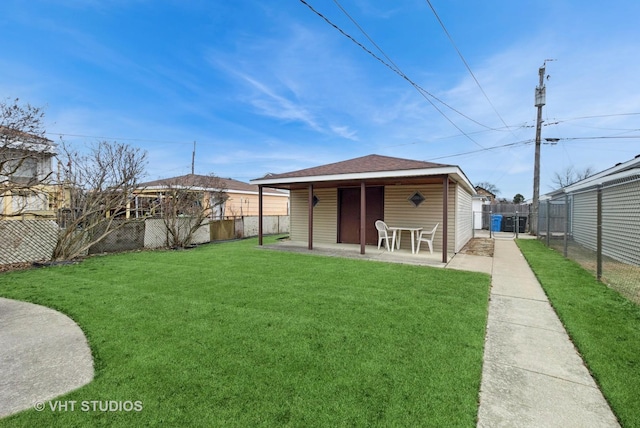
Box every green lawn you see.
[0,237,490,427]
[517,239,640,428]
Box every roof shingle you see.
[139,174,286,194]
[256,154,452,180]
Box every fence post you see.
[489,209,493,239]
[545,200,550,247]
[596,185,602,281]
[515,211,519,238]
[563,193,569,257]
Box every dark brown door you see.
[338,186,384,244]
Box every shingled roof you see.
[139,174,286,195]
[256,154,452,180]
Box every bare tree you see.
[52,141,147,260]
[155,174,227,248]
[0,98,55,217]
[551,166,594,189]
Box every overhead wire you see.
[299,0,487,149]
[46,132,195,145]
[425,139,534,161]
[421,133,640,164]
[331,0,501,134]
[423,0,515,134]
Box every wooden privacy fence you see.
[210,219,235,241]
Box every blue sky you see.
[2,0,640,199]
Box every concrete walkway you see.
[0,298,93,418]
[475,239,619,427]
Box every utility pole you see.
[531,63,547,235]
[191,141,196,175]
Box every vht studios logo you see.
[34,400,143,412]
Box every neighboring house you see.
[474,186,496,203]
[472,194,492,230]
[540,154,640,266]
[251,154,476,263]
[0,127,62,220]
[135,174,289,219]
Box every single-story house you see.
[251,154,476,263]
[135,174,289,219]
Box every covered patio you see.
[260,239,447,268]
[251,154,476,263]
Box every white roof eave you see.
[252,166,476,193]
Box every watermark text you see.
[34,400,143,413]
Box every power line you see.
[550,135,640,141]
[423,133,640,163]
[331,0,499,133]
[299,0,486,148]
[551,112,640,123]
[423,0,513,133]
[380,122,530,149]
[425,139,535,161]
[46,132,197,145]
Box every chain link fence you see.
[1,215,289,265]
[538,175,640,304]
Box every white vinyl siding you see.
[291,182,467,256]
[289,189,308,242]
[455,184,472,252]
[384,184,446,252]
[289,188,337,244]
[312,188,337,243]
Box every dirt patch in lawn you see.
[459,238,494,257]
[0,262,33,274]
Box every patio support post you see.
[308,184,313,250]
[442,176,449,263]
[360,181,366,255]
[258,185,263,246]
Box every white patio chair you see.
[416,223,439,254]
[375,220,391,251]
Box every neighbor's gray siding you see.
[572,190,597,251]
[602,180,640,265]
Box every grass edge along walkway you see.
[0,237,490,427]
[517,239,640,428]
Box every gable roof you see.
[255,154,451,180]
[542,154,640,197]
[251,154,475,193]
[139,174,288,196]
[0,126,56,154]
[474,186,496,198]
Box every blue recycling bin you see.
[490,214,503,232]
